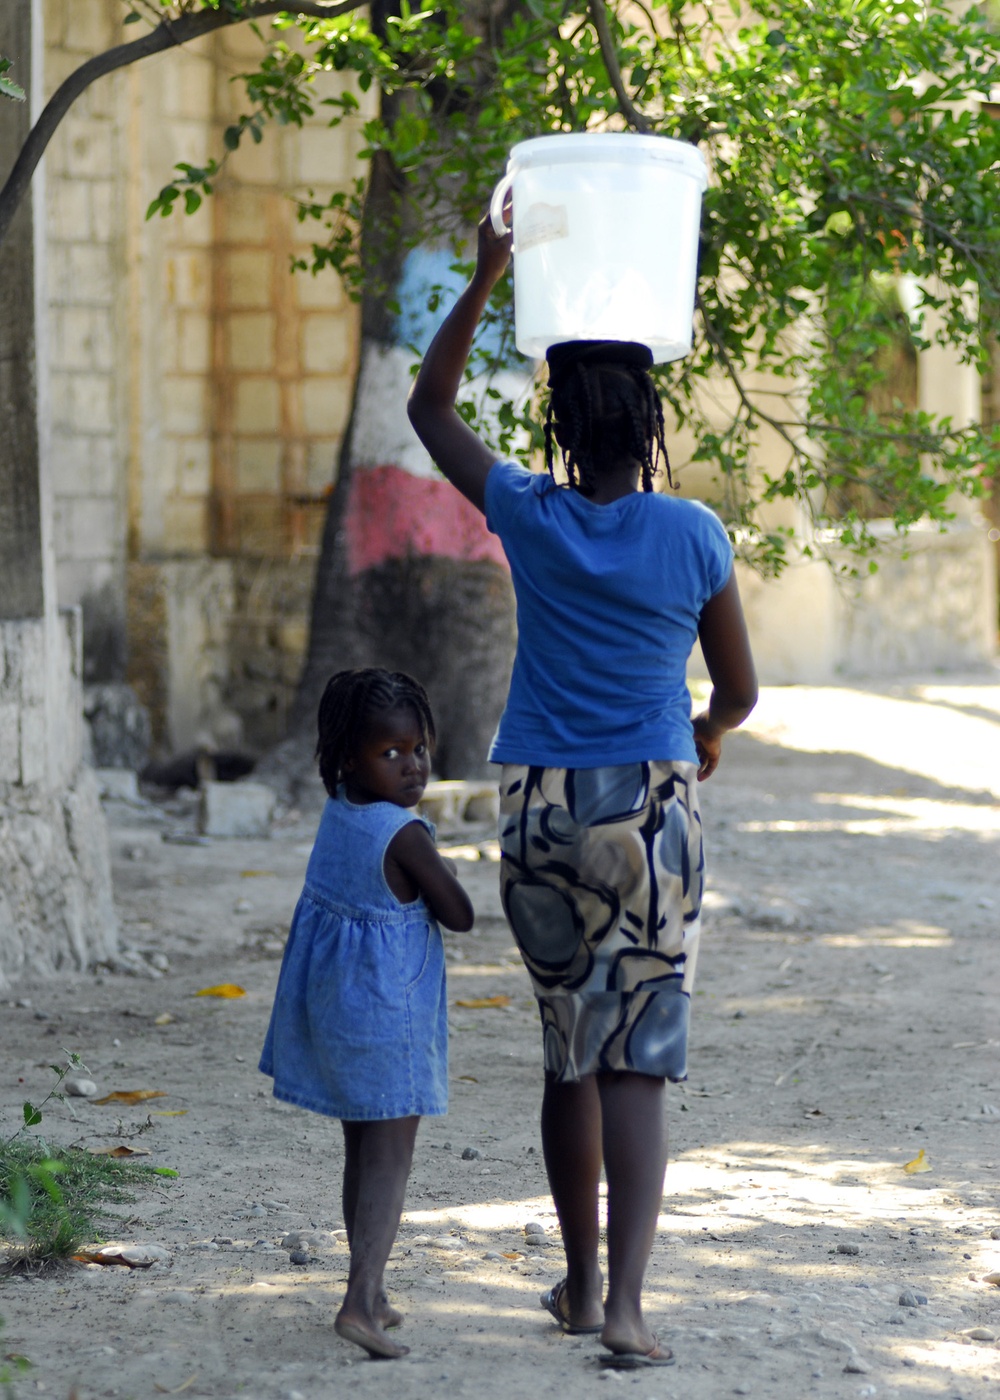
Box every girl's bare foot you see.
[377,1294,404,1329]
[335,1308,410,1359]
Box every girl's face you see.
[342,705,431,808]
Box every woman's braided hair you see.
[316,668,436,798]
[544,341,673,496]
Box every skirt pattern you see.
[498,761,704,1083]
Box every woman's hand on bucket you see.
[475,205,512,288]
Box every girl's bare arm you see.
[387,822,475,931]
[406,215,513,514]
[693,571,758,780]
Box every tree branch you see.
[587,0,651,133]
[0,1,363,248]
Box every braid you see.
[547,359,674,494]
[315,667,435,797]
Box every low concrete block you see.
[95,768,140,802]
[200,780,275,838]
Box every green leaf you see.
[22,1102,42,1128]
[152,1167,179,1178]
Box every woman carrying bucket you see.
[407,179,757,1367]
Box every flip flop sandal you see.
[599,1341,676,1369]
[539,1280,604,1335]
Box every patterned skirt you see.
[498,761,705,1083]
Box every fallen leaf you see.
[92,1090,168,1106]
[240,870,275,878]
[154,1013,175,1026]
[454,995,511,1009]
[73,1248,150,1269]
[458,1075,479,1083]
[903,1148,932,1175]
[150,1109,188,1117]
[88,1145,152,1158]
[194,984,246,998]
[501,1251,523,1260]
[152,1167,179,1177]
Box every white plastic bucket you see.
[490,133,707,363]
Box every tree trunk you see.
[280,2,523,784]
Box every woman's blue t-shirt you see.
[484,461,733,767]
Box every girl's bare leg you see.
[336,1116,419,1358]
[596,1071,668,1356]
[341,1123,404,1329]
[539,1073,604,1329]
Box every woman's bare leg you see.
[539,1072,604,1329]
[336,1116,419,1358]
[596,1071,668,1356]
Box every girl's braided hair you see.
[316,668,436,797]
[543,341,673,496]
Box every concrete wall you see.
[41,2,371,751]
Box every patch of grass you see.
[1,1054,175,1272]
[0,1137,169,1270]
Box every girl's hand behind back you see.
[386,822,475,931]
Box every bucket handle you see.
[489,172,514,237]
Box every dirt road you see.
[2,675,999,1400]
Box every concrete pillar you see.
[0,0,118,983]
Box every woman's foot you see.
[599,1338,675,1369]
[540,1278,603,1334]
[335,1307,409,1359]
[600,1303,657,1360]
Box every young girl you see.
[259,668,474,1360]
[407,215,758,1368]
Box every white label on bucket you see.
[517,202,569,253]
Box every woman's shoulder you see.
[486,461,554,512]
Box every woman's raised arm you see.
[407,215,513,514]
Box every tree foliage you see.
[7,2,1000,572]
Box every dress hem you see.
[260,1069,446,1121]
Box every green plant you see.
[1,1055,174,1270]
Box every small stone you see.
[899,1289,920,1308]
[857,1387,877,1398]
[261,1199,290,1210]
[733,1008,747,1019]
[188,1241,219,1252]
[147,952,170,973]
[483,1251,503,1261]
[410,1235,434,1248]
[283,1391,306,1400]
[289,1249,309,1266]
[461,1146,482,1161]
[432,1236,461,1250]
[963,1327,996,1341]
[332,1229,348,1243]
[843,1357,870,1374]
[234,898,253,914]
[64,1075,98,1098]
[837,1243,861,1256]
[902,1357,917,1367]
[281,1230,336,1251]
[524,1220,546,1235]
[734,1387,752,1395]
[247,1204,268,1218]
[991,1228,1000,1241]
